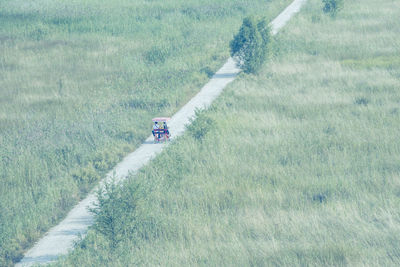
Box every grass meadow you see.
[52,0,400,265]
[0,0,292,265]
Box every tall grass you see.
[0,0,292,265]
[53,0,400,265]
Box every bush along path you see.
[16,0,307,266]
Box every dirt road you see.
[17,0,307,265]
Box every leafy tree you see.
[230,16,272,74]
[322,0,344,16]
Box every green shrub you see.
[90,181,141,249]
[200,66,214,78]
[230,16,272,74]
[322,0,344,16]
[187,109,216,141]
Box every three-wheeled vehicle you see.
[152,117,171,143]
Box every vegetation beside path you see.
[0,0,292,265]
[54,0,400,265]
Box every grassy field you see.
[0,0,292,265]
[52,0,400,266]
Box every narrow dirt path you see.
[17,1,307,265]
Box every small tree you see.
[230,16,272,74]
[187,109,215,142]
[90,181,141,249]
[322,0,344,16]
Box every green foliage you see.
[322,0,344,16]
[230,16,272,74]
[187,109,215,141]
[90,181,141,249]
[0,240,22,267]
[200,66,214,78]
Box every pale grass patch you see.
[271,61,312,76]
[19,93,60,103]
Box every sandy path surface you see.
[16,1,307,265]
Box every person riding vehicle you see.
[152,117,171,142]
[152,121,159,138]
[163,121,170,136]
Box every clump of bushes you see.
[322,0,344,16]
[230,16,272,74]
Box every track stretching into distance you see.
[17,0,307,265]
